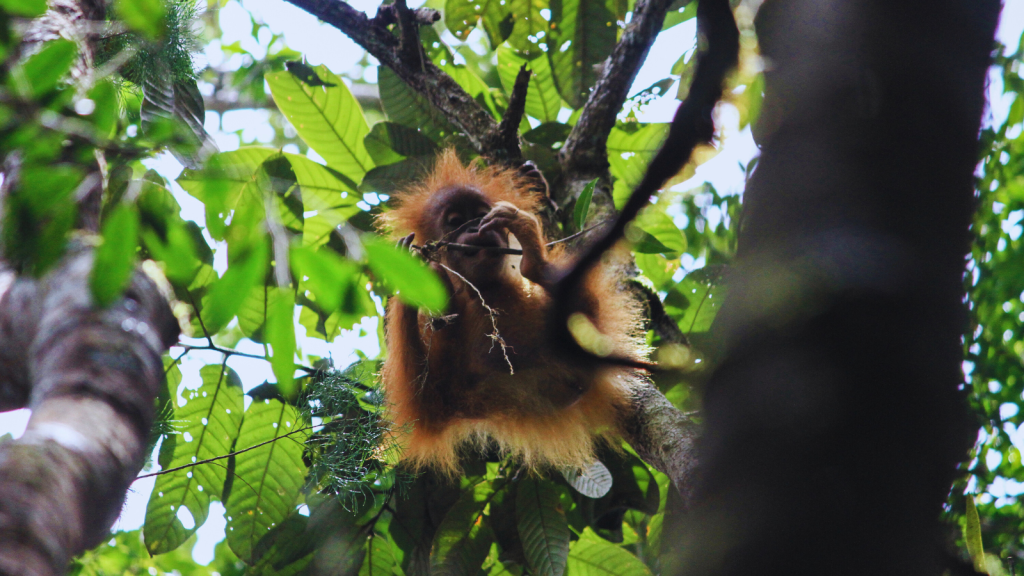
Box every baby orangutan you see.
[378,150,649,475]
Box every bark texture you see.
[673,1,1000,574]
[0,253,179,576]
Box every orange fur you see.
[379,150,649,476]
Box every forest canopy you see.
[0,0,1018,575]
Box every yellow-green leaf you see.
[266,67,374,181]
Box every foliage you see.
[12,0,1023,573]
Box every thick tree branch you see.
[624,378,699,502]
[558,0,681,183]
[284,0,521,158]
[496,65,531,158]
[0,252,178,576]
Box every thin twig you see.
[423,223,605,256]
[176,343,318,374]
[434,261,515,375]
[135,425,318,480]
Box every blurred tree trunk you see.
[674,1,1001,574]
[0,2,180,575]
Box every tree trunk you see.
[0,252,178,576]
[673,1,1000,574]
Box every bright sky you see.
[0,0,1022,565]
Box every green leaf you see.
[4,166,80,275]
[177,148,278,241]
[607,124,669,210]
[431,482,497,576]
[546,0,618,108]
[90,204,139,308]
[965,495,985,573]
[86,79,120,138]
[633,253,677,290]
[361,156,434,195]
[225,398,308,563]
[361,535,401,576]
[16,39,77,98]
[497,46,563,123]
[523,122,572,147]
[378,66,457,141]
[266,66,374,181]
[265,289,297,399]
[0,0,46,17]
[144,364,244,554]
[284,152,361,212]
[234,283,290,343]
[113,0,166,40]
[661,1,695,30]
[671,266,726,334]
[204,240,269,333]
[363,237,449,312]
[748,72,765,127]
[291,245,359,313]
[627,209,685,256]
[567,530,652,576]
[506,0,551,59]
[364,122,439,165]
[517,479,570,576]
[573,178,597,230]
[445,0,512,48]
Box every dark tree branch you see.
[558,0,682,182]
[394,0,426,71]
[496,65,531,159]
[283,0,521,158]
[551,0,738,364]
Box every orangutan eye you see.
[446,213,465,228]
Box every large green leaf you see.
[364,122,439,165]
[14,39,77,98]
[545,0,618,108]
[144,365,244,554]
[628,208,686,256]
[236,283,290,343]
[506,0,551,59]
[607,124,669,210]
[668,266,726,334]
[266,66,374,181]
[378,66,457,142]
[445,0,513,48]
[431,482,497,576]
[291,245,360,314]
[113,0,166,40]
[364,237,449,312]
[225,398,309,563]
[497,46,562,123]
[517,479,569,576]
[566,530,652,576]
[361,535,402,576]
[177,148,278,241]
[301,208,351,249]
[0,0,46,17]
[90,203,139,308]
[203,239,269,334]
